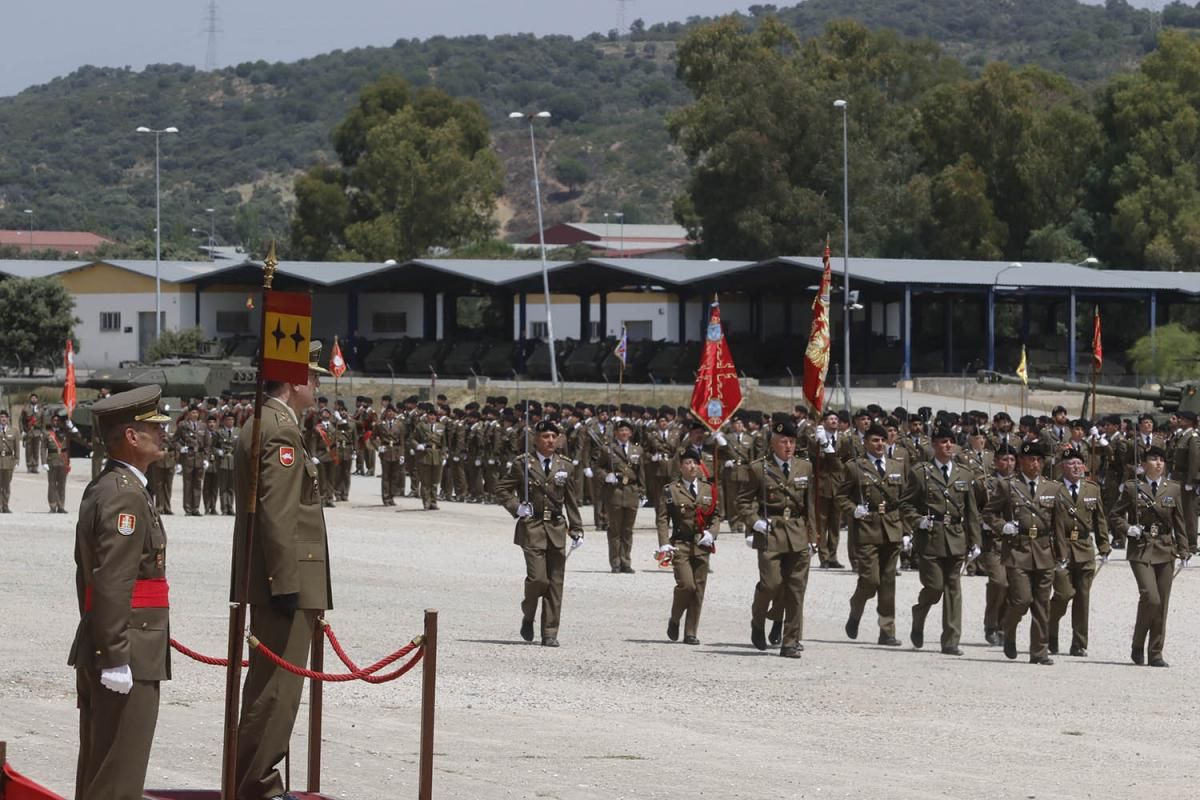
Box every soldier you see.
[496,420,584,647]
[1170,410,1200,554]
[740,419,817,659]
[173,405,209,516]
[1048,449,1110,658]
[984,441,1062,665]
[643,411,680,515]
[232,341,333,800]
[46,410,83,513]
[900,426,981,656]
[375,405,405,505]
[0,409,18,512]
[202,415,220,514]
[307,407,338,508]
[977,444,1017,645]
[334,416,354,502]
[719,415,754,533]
[353,396,376,476]
[150,417,177,516]
[446,408,469,502]
[20,392,46,473]
[215,411,238,515]
[595,419,645,574]
[987,412,1018,452]
[902,415,933,463]
[1110,446,1189,667]
[838,423,907,646]
[411,403,446,510]
[69,386,171,800]
[811,410,845,569]
[655,447,719,645]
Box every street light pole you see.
[834,99,851,410]
[136,125,179,341]
[510,110,559,386]
[206,207,216,261]
[22,209,32,254]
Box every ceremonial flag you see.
[330,335,347,378]
[1016,345,1028,386]
[613,327,628,367]
[689,297,742,432]
[261,290,312,384]
[1092,307,1103,372]
[803,241,833,412]
[62,340,77,414]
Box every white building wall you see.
[74,291,187,369]
[198,291,261,339]
[357,292,424,338]
[312,292,349,344]
[515,295,675,341]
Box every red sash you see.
[84,577,170,611]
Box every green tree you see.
[145,326,209,362]
[554,158,589,193]
[1127,323,1200,381]
[0,278,78,373]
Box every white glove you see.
[516,502,533,519]
[714,433,728,446]
[967,544,981,562]
[441,458,448,466]
[180,446,190,454]
[724,459,735,468]
[918,517,933,530]
[584,467,594,478]
[1126,524,1142,539]
[815,427,829,445]
[655,543,675,556]
[68,423,78,432]
[489,459,497,465]
[569,535,584,552]
[808,542,819,555]
[216,449,225,457]
[853,504,869,520]
[398,457,405,465]
[752,519,769,534]
[1001,522,1018,536]
[823,442,835,454]
[1180,557,1191,570]
[652,453,661,462]
[378,446,387,454]
[1098,552,1109,565]
[571,459,579,466]
[698,531,714,549]
[475,459,482,466]
[1098,436,1109,447]
[1055,560,1069,572]
[41,463,49,472]
[1089,426,1100,438]
[311,457,320,465]
[605,473,619,484]
[744,535,755,549]
[416,443,426,451]
[175,464,183,475]
[202,459,209,470]
[100,665,133,695]
[901,533,912,553]
[453,456,461,462]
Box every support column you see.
[579,292,591,341]
[943,297,954,373]
[598,291,608,339]
[518,292,528,342]
[1068,289,1077,383]
[677,292,687,343]
[423,292,438,339]
[986,288,996,372]
[1150,291,1158,382]
[194,285,201,329]
[347,289,359,337]
[903,285,912,382]
[782,294,793,337]
[1021,296,1031,344]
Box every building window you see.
[625,320,653,341]
[99,312,121,332]
[373,312,407,333]
[530,321,549,339]
[216,310,251,333]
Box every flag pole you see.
[220,241,279,800]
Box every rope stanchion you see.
[171,638,248,668]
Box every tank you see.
[975,370,1199,418]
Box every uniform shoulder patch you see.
[117,513,136,536]
[279,446,296,467]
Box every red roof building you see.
[0,230,114,255]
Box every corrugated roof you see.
[568,223,690,241]
[0,260,91,279]
[408,259,563,286]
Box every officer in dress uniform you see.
[900,426,981,656]
[984,441,1063,665]
[1170,410,1200,554]
[21,392,46,473]
[150,416,177,516]
[90,387,112,480]
[838,423,907,646]
[739,419,817,659]
[496,420,584,647]
[719,415,754,533]
[202,415,221,514]
[811,410,845,569]
[976,444,1017,645]
[46,410,83,513]
[596,418,646,574]
[1047,449,1110,657]
[655,447,720,645]
[232,341,334,800]
[69,385,171,800]
[375,405,405,505]
[411,403,446,510]
[0,409,20,512]
[173,405,209,516]
[1110,446,1190,667]
[215,411,239,515]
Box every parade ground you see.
[2,459,1198,800]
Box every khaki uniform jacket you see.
[20,405,46,439]
[837,432,867,463]
[497,452,583,550]
[900,461,981,557]
[46,423,81,467]
[597,441,646,509]
[719,431,755,482]
[0,425,19,469]
[836,455,907,545]
[657,476,720,546]
[1054,479,1111,562]
[214,427,238,471]
[1170,427,1200,484]
[69,462,170,681]
[902,433,932,463]
[738,456,817,553]
[173,421,209,469]
[956,449,993,478]
[983,474,1063,570]
[1110,478,1189,565]
[307,420,337,464]
[375,417,406,462]
[1039,425,1072,475]
[412,420,447,466]
[805,434,844,499]
[644,426,681,478]
[231,397,332,610]
[987,430,1020,453]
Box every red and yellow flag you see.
[262,291,312,384]
[689,297,742,432]
[63,340,77,415]
[1092,307,1103,373]
[803,242,833,412]
[330,335,347,378]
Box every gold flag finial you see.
[263,240,278,289]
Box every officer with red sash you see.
[69,385,171,800]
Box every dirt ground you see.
[2,460,1198,800]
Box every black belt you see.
[764,506,804,520]
[930,514,964,525]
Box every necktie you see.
[887,446,894,458]
[942,464,950,482]
[1152,481,1158,497]
[782,461,790,478]
[689,481,697,498]
[1070,483,1078,502]
[1029,480,1037,497]
[622,443,627,456]
[876,459,885,477]
[1146,436,1151,448]
[543,457,551,474]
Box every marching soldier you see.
[595,419,645,573]
[740,419,817,659]
[900,426,981,656]
[307,408,338,508]
[837,423,906,646]
[70,386,171,800]
[1048,449,1110,657]
[643,411,680,515]
[976,444,1017,645]
[375,405,405,505]
[353,396,377,477]
[984,441,1062,665]
[20,392,46,473]
[655,447,720,645]
[232,341,333,800]
[581,406,614,530]
[215,411,238,515]
[334,416,354,502]
[173,405,208,516]
[46,410,83,513]
[719,415,754,533]
[411,403,446,510]
[496,420,584,647]
[0,409,19,512]
[811,410,845,569]
[1110,446,1189,667]
[1170,410,1200,554]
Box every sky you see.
[1,0,757,97]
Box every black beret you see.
[994,411,1012,422]
[1103,414,1121,425]
[1060,448,1085,463]
[995,444,1017,457]
[614,419,634,431]
[1019,415,1037,427]
[772,419,798,438]
[1019,441,1045,458]
[1138,413,1155,424]
[865,423,888,439]
[1143,445,1167,460]
[687,419,707,431]
[534,420,559,434]
[1180,410,1198,423]
[853,408,870,419]
[680,447,703,463]
[1052,405,1067,414]
[930,426,955,441]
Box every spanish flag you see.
[262,291,312,385]
[1016,345,1028,386]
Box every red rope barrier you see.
[171,638,248,667]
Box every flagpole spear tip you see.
[263,241,278,289]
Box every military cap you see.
[680,447,703,463]
[1019,441,1045,458]
[92,385,171,435]
[1103,414,1121,425]
[865,423,888,439]
[836,410,850,424]
[0,409,8,416]
[993,411,1012,422]
[496,396,509,405]
[995,444,1018,457]
[308,341,331,375]
[893,406,908,419]
[1180,410,1198,423]
[318,396,329,404]
[54,408,69,419]
[534,420,560,434]
[853,408,870,419]
[1052,405,1068,415]
[222,410,237,420]
[772,419,798,438]
[614,419,634,431]
[500,408,515,420]
[1138,413,1155,424]
[687,418,707,431]
[930,426,955,442]
[918,406,932,421]
[1143,446,1167,460]
[1060,448,1085,463]
[1019,415,1037,428]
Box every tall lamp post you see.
[136,125,179,340]
[509,110,559,386]
[834,99,851,410]
[206,207,216,260]
[23,209,33,254]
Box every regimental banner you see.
[689,297,742,432]
[330,335,347,378]
[803,242,833,413]
[262,291,312,385]
[63,339,77,414]
[1092,307,1103,372]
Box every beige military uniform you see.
[412,418,446,510]
[214,425,238,515]
[837,454,907,639]
[20,402,46,472]
[46,420,81,513]
[596,438,645,572]
[375,416,406,504]
[719,431,754,531]
[173,418,208,515]
[656,475,720,640]
[0,423,19,511]
[1049,478,1110,653]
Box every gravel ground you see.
[2,460,1199,799]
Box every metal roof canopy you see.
[505,257,753,293]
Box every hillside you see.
[0,0,1183,254]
